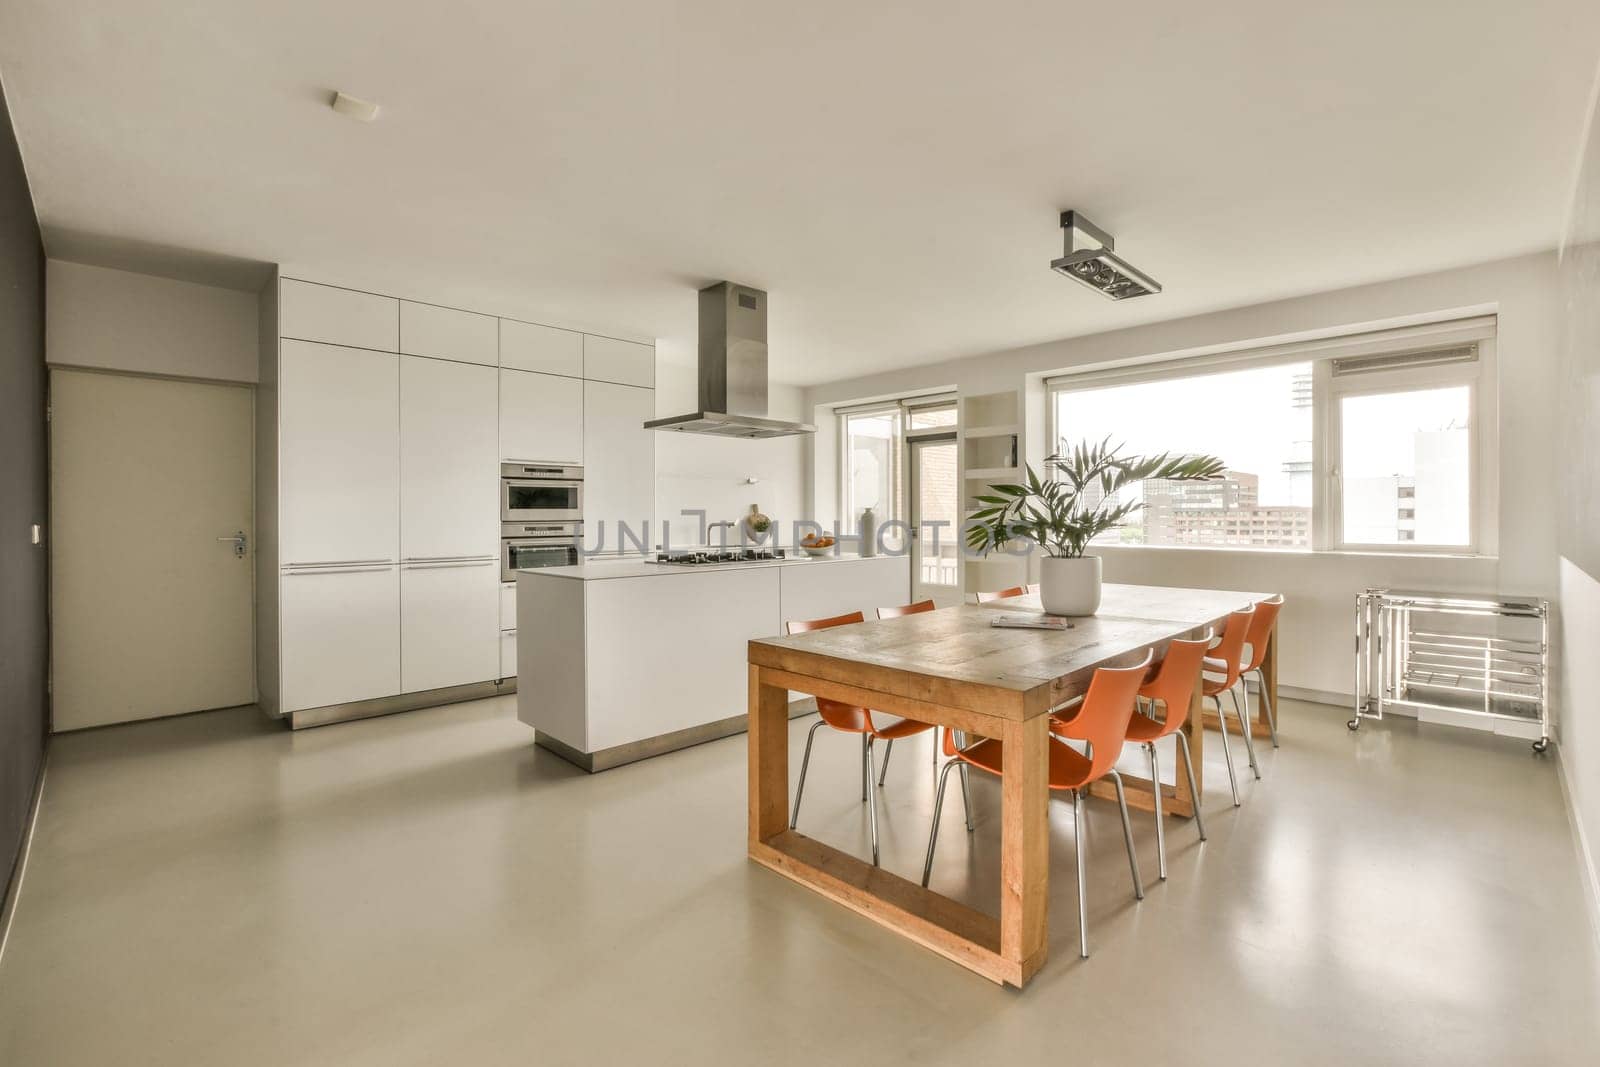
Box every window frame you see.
[1317,340,1496,555]
[1045,319,1497,557]
[836,403,905,532]
[835,393,958,534]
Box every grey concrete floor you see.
[0,696,1595,1066]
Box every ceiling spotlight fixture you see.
[330,91,381,122]
[1050,210,1161,300]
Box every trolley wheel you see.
[1532,738,1550,755]
[1346,718,1361,732]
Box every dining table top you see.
[748,582,1270,720]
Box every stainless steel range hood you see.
[644,282,815,439]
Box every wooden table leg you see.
[748,665,789,846]
[746,669,1038,987]
[1089,675,1204,819]
[1176,671,1204,811]
[1260,628,1279,735]
[1000,714,1049,983]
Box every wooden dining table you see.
[746,582,1277,988]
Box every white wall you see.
[1555,66,1600,929]
[1558,559,1600,925]
[653,360,807,546]
[803,251,1563,703]
[46,260,259,383]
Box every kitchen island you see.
[517,553,910,770]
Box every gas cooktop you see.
[651,548,787,565]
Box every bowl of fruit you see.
[799,533,836,558]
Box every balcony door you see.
[908,433,960,606]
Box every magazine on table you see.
[988,613,1075,631]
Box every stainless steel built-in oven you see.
[501,463,583,523]
[502,522,582,581]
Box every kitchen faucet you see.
[707,520,737,547]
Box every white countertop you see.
[519,552,903,581]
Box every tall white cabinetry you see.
[400,355,500,693]
[279,340,399,564]
[583,380,657,545]
[499,369,582,465]
[278,337,401,712]
[258,277,657,726]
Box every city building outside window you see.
[1046,318,1495,554]
[1052,362,1314,549]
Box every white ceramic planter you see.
[1039,555,1102,616]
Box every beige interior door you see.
[50,369,254,730]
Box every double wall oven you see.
[502,522,581,581]
[501,463,583,523]
[501,464,583,580]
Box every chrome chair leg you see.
[921,757,962,886]
[864,737,881,866]
[958,762,975,831]
[1108,769,1145,901]
[1147,742,1167,880]
[1230,684,1260,780]
[1176,730,1207,841]
[861,734,869,802]
[1256,667,1280,748]
[1073,789,1089,958]
[790,719,826,830]
[1213,694,1241,807]
[877,737,894,786]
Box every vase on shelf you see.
[859,507,877,557]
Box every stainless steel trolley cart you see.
[1352,589,1549,753]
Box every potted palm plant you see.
[967,438,1227,616]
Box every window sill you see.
[1091,543,1497,563]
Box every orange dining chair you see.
[1202,605,1260,807]
[875,599,940,776]
[923,652,1153,958]
[787,611,962,866]
[1118,634,1212,879]
[876,599,936,619]
[1239,595,1285,748]
[974,586,1026,603]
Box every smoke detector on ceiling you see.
[330,91,381,122]
[1050,211,1161,300]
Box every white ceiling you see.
[3,2,1597,385]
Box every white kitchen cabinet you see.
[280,564,400,712]
[500,630,517,681]
[280,279,398,352]
[582,380,656,548]
[583,335,654,388]
[499,368,583,464]
[400,301,498,366]
[401,356,499,560]
[279,339,399,565]
[500,582,517,629]
[400,560,501,693]
[501,319,582,377]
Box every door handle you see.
[284,565,393,575]
[217,530,248,558]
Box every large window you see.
[837,396,957,551]
[1054,362,1314,549]
[841,406,904,529]
[1047,319,1494,554]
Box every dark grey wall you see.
[0,80,48,896]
